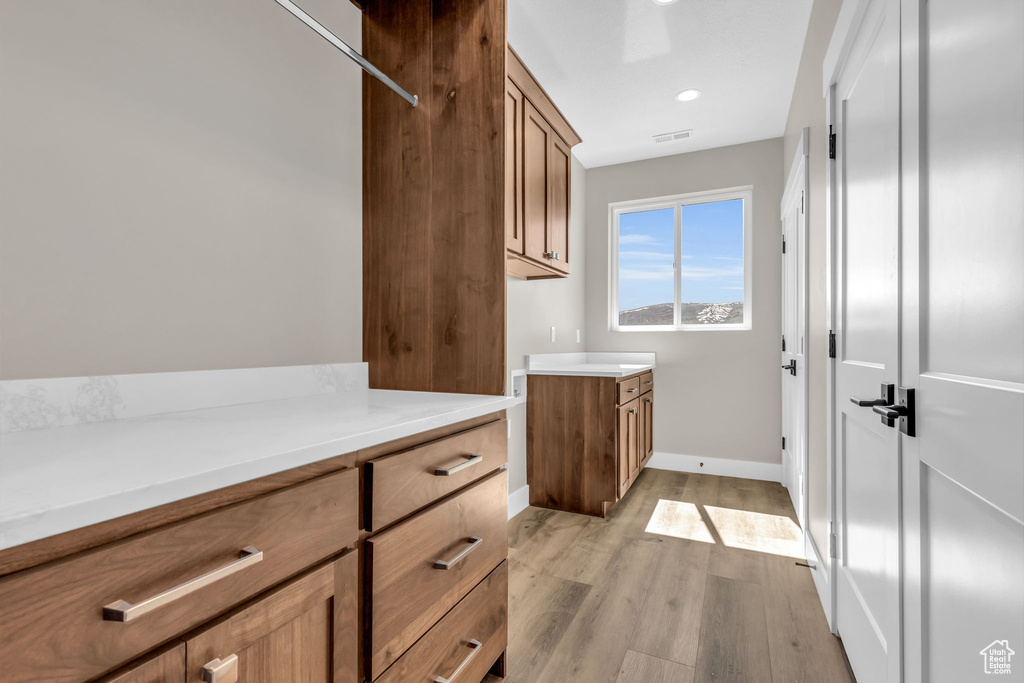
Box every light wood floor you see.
[484,468,855,683]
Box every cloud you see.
[619,234,659,245]
[680,264,744,280]
[620,267,674,281]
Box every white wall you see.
[505,156,588,494]
[0,0,363,380]
[584,139,784,467]
[782,0,842,564]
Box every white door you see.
[781,130,809,528]
[832,0,902,680]
[900,0,1024,680]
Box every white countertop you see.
[525,352,656,378]
[0,389,515,551]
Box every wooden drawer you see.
[639,371,654,395]
[376,561,508,683]
[366,469,508,679]
[0,468,358,683]
[617,376,641,404]
[366,418,508,531]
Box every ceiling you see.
[508,0,814,168]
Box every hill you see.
[618,302,744,326]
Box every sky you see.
[618,199,744,311]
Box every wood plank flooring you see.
[484,468,854,683]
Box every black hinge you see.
[828,330,836,358]
[782,236,787,254]
[782,335,787,352]
[782,436,787,450]
[801,191,804,214]
[829,125,837,160]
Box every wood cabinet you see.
[0,412,508,683]
[506,49,581,281]
[527,372,655,517]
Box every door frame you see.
[780,127,810,532]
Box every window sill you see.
[612,323,752,332]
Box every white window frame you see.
[609,186,753,332]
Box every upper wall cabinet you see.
[505,49,581,280]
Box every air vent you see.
[653,129,693,143]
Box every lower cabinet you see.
[0,413,509,683]
[528,371,655,517]
[185,551,358,683]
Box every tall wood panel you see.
[362,0,507,395]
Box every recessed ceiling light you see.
[653,0,678,4]
[676,89,702,102]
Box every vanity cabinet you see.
[505,48,580,281]
[527,371,654,517]
[0,412,508,683]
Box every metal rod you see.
[274,0,418,107]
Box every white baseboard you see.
[648,452,783,483]
[508,485,530,520]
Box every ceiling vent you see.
[653,129,693,143]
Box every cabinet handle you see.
[645,398,653,404]
[433,639,483,683]
[545,250,560,260]
[203,655,239,683]
[434,454,483,476]
[626,388,638,393]
[629,407,639,414]
[433,536,482,570]
[103,547,263,622]
[644,381,654,385]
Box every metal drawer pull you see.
[626,387,638,393]
[545,250,560,260]
[644,381,654,385]
[645,398,653,404]
[433,536,482,570]
[434,454,483,476]
[103,547,263,622]
[202,654,239,683]
[434,639,483,683]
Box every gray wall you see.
[0,0,363,380]
[585,139,784,465]
[782,0,842,565]
[505,156,588,493]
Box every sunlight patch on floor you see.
[704,505,805,558]
[644,499,716,543]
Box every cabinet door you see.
[185,551,358,683]
[617,400,640,497]
[98,644,185,683]
[505,78,524,255]
[522,99,551,264]
[546,133,571,274]
[641,392,654,467]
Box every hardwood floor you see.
[484,468,854,683]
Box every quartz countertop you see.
[524,352,656,378]
[0,389,515,551]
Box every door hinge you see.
[782,436,787,450]
[829,522,837,559]
[828,125,837,160]
[782,236,787,254]
[800,191,805,214]
[828,330,836,359]
[782,335,787,352]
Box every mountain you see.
[618,302,744,326]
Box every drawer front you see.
[366,419,508,531]
[367,469,508,679]
[376,561,508,683]
[639,371,654,395]
[617,377,641,404]
[0,468,358,683]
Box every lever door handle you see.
[850,397,888,407]
[872,405,905,419]
[781,361,796,376]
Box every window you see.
[611,187,752,330]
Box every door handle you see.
[872,387,916,437]
[781,361,797,376]
[433,639,483,683]
[203,655,239,683]
[850,384,895,409]
[434,454,483,476]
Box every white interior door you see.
[900,0,1024,680]
[832,0,902,680]
[781,131,809,528]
